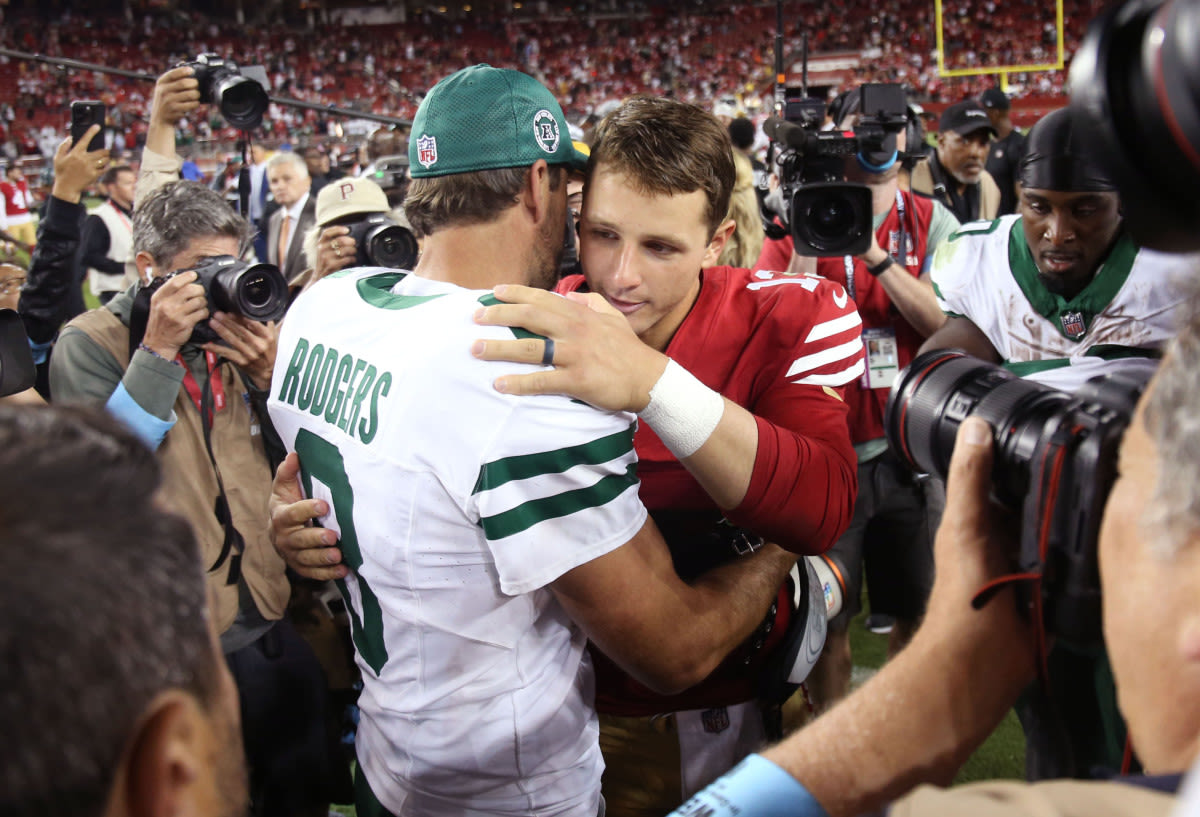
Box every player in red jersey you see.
[469,96,864,815]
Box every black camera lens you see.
[186,54,269,132]
[1069,0,1200,252]
[358,221,419,270]
[213,74,269,131]
[207,260,288,323]
[789,181,873,256]
[240,272,274,310]
[885,351,1071,508]
[809,194,856,241]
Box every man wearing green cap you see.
[267,65,798,817]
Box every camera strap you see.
[193,354,243,587]
[844,189,909,303]
[181,350,226,423]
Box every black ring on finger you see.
[541,338,555,367]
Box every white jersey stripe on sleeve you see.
[785,338,865,379]
[792,358,866,387]
[805,311,862,343]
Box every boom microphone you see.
[763,117,810,151]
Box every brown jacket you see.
[910,158,1002,223]
[64,307,289,633]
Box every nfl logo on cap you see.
[417,135,438,169]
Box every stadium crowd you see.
[0,0,1102,169]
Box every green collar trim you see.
[355,271,446,310]
[1007,221,1138,342]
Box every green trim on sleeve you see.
[477,292,541,340]
[926,200,961,253]
[473,422,637,494]
[1004,358,1071,376]
[478,463,639,540]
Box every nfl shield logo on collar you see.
[417,135,438,169]
[700,707,730,734]
[1061,310,1087,339]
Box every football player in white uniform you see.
[922,107,1193,393]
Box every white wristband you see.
[638,359,725,459]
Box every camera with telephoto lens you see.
[345,213,419,271]
[884,351,1150,647]
[763,83,909,257]
[144,255,288,345]
[180,54,269,131]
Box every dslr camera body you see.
[764,83,910,256]
[141,255,288,345]
[885,351,1149,647]
[180,53,269,131]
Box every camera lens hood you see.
[1070,0,1200,252]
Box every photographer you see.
[794,86,961,712]
[672,292,1200,814]
[49,64,349,817]
[295,174,412,294]
[79,163,136,305]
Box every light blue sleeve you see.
[106,382,176,449]
[667,755,830,817]
[29,337,51,366]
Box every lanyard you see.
[179,350,226,422]
[844,189,908,303]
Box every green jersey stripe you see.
[480,463,639,540]
[477,293,544,341]
[473,422,637,494]
[1085,344,1164,361]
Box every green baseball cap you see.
[409,64,589,178]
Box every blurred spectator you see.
[980,86,1028,216]
[80,163,136,305]
[265,151,315,281]
[0,161,37,249]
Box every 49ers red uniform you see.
[558,264,864,716]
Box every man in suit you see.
[266,151,315,282]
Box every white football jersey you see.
[932,215,1193,392]
[268,269,647,817]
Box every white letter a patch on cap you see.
[533,109,560,154]
[417,135,438,168]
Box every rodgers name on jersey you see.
[274,338,394,445]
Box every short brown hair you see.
[99,165,133,187]
[589,96,735,236]
[405,165,565,238]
